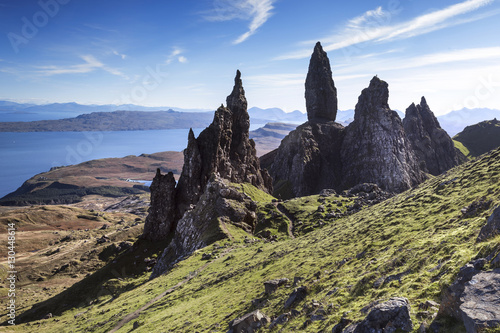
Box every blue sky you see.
[0,0,499,115]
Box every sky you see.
[0,0,499,115]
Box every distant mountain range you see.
[0,100,498,135]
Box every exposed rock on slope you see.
[151,175,258,278]
[403,97,465,175]
[143,70,272,243]
[269,122,345,198]
[341,76,425,193]
[305,42,338,122]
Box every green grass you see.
[9,148,500,333]
[453,139,470,157]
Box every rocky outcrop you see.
[403,97,464,175]
[341,76,426,193]
[268,43,435,198]
[143,71,272,242]
[305,42,338,122]
[343,297,413,333]
[438,259,500,333]
[151,175,258,277]
[228,310,270,333]
[143,170,177,239]
[477,206,500,242]
[269,121,345,198]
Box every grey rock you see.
[343,297,413,333]
[151,176,258,278]
[403,97,465,175]
[269,121,345,198]
[332,318,353,333]
[228,310,270,333]
[341,76,426,193]
[477,205,500,242]
[264,278,289,294]
[284,286,308,309]
[459,268,500,333]
[305,42,338,122]
[142,170,177,241]
[143,70,271,244]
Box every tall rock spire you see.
[341,76,426,193]
[305,42,338,122]
[403,96,464,175]
[143,70,272,241]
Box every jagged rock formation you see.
[305,42,338,122]
[341,76,426,193]
[267,43,436,198]
[269,122,345,198]
[151,175,258,278]
[403,97,464,175]
[143,70,272,242]
[267,42,344,198]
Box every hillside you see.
[4,147,499,332]
[453,119,500,157]
[0,151,183,206]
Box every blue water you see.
[0,124,266,199]
[0,129,203,199]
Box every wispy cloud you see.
[112,50,127,60]
[277,0,495,60]
[166,47,188,64]
[205,0,275,44]
[36,55,129,79]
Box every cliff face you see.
[269,122,345,198]
[143,71,272,242]
[403,97,464,175]
[341,76,426,193]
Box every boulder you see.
[305,42,338,122]
[228,310,270,333]
[403,97,465,175]
[341,76,426,193]
[263,278,289,294]
[459,269,500,333]
[343,297,413,333]
[477,206,500,242]
[284,286,308,309]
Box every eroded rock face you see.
[142,170,177,241]
[341,76,426,193]
[305,42,338,122]
[269,121,345,198]
[143,71,272,242]
[151,175,258,278]
[403,97,464,175]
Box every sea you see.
[0,111,266,199]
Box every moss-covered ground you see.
[5,148,500,332]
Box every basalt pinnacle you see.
[143,70,272,241]
[403,97,464,175]
[341,76,426,193]
[305,42,338,122]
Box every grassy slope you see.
[8,148,500,332]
